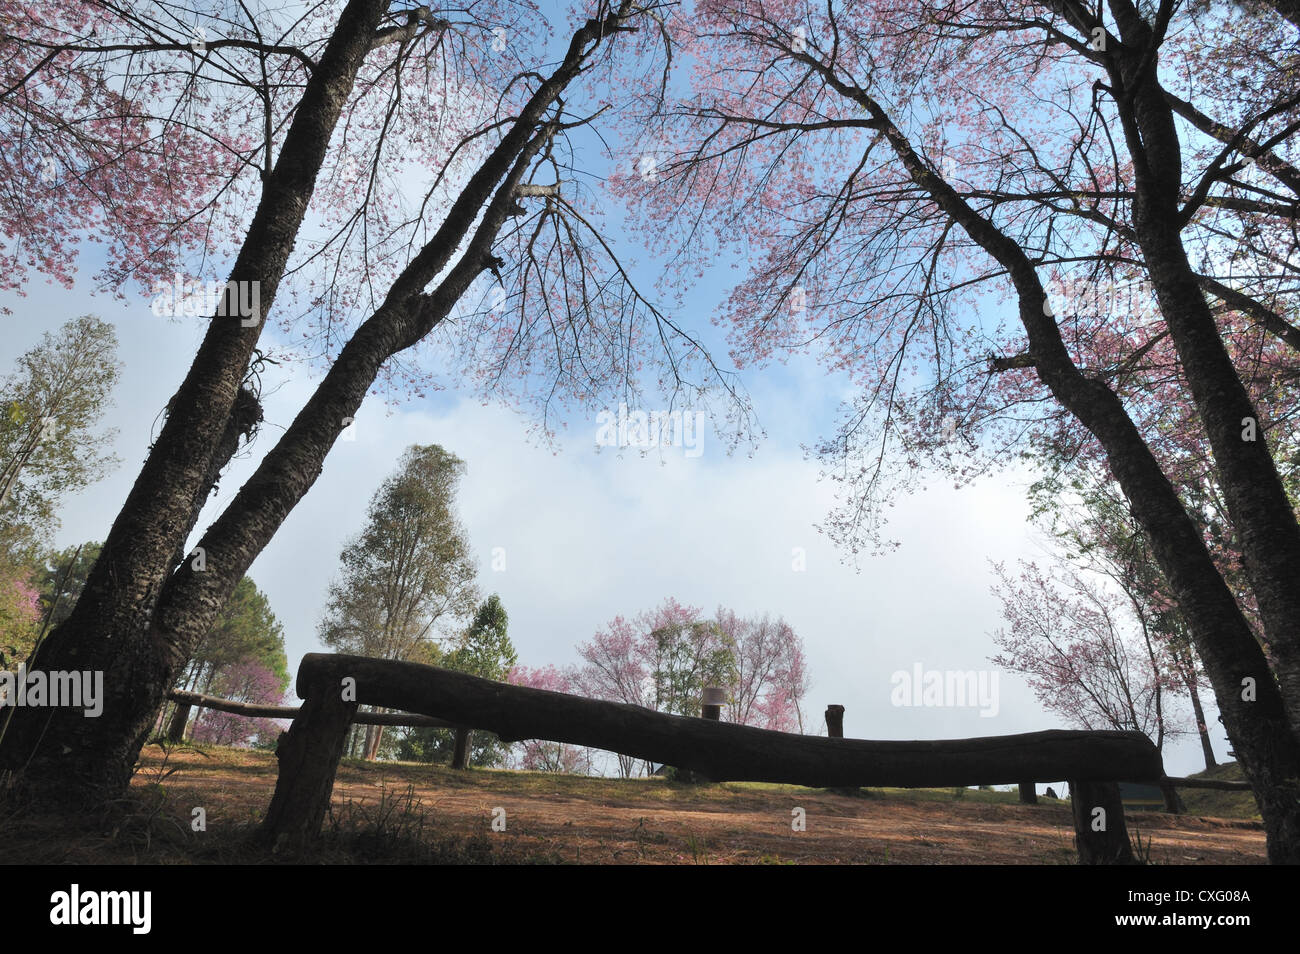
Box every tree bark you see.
[0,0,393,804]
[1187,674,1218,771]
[1108,0,1300,732]
[365,718,386,761]
[825,704,845,738]
[1019,782,1037,804]
[165,702,191,743]
[1159,779,1184,814]
[451,727,471,769]
[293,655,1165,787]
[260,678,357,850]
[1071,780,1137,865]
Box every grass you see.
[1177,761,1260,820]
[330,761,1067,810]
[0,746,1261,865]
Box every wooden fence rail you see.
[260,653,1166,864]
[1160,775,1254,792]
[162,688,463,742]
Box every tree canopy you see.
[0,316,120,556]
[613,0,1300,862]
[318,444,479,665]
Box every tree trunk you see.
[165,702,191,743]
[1111,7,1300,733]
[0,0,394,807]
[846,78,1300,863]
[0,7,640,816]
[1070,780,1137,865]
[1187,674,1218,771]
[824,704,845,738]
[260,680,357,850]
[451,727,471,769]
[1019,782,1037,804]
[365,719,386,761]
[1159,779,1184,814]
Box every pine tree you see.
[397,594,517,767]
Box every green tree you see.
[320,444,480,760]
[397,594,517,767]
[645,620,737,719]
[0,316,120,556]
[445,595,516,681]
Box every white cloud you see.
[0,279,1223,778]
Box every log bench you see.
[261,653,1165,864]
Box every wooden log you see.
[165,701,192,743]
[1018,781,1037,804]
[1070,779,1136,865]
[260,676,357,848]
[825,705,845,738]
[451,727,471,770]
[1161,775,1253,792]
[294,654,1165,788]
[165,689,458,728]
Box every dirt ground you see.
[119,747,1267,865]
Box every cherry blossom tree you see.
[0,569,39,671]
[573,599,810,775]
[0,0,745,810]
[186,660,288,749]
[990,558,1187,752]
[615,0,1300,861]
[715,608,809,733]
[1025,454,1231,769]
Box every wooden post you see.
[261,677,357,848]
[825,705,845,738]
[1018,781,1037,804]
[1159,778,1183,814]
[451,727,472,769]
[165,701,192,743]
[701,686,725,721]
[674,689,726,782]
[1069,780,1136,864]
